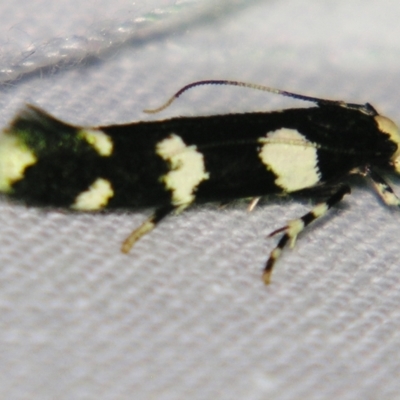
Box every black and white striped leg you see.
[262,185,351,284]
[121,204,177,253]
[367,168,400,207]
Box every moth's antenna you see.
[143,79,375,115]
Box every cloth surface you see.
[0,1,400,399]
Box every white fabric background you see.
[0,0,400,399]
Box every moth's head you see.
[375,115,400,173]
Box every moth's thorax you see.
[375,115,400,172]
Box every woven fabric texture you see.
[0,1,400,399]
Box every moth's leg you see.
[366,168,400,207]
[263,185,351,284]
[121,204,178,253]
[247,197,261,212]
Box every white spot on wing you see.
[0,133,37,192]
[156,134,209,206]
[259,128,320,192]
[79,129,113,156]
[72,178,114,210]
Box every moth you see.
[1,80,399,283]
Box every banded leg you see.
[367,168,400,207]
[263,185,351,284]
[121,204,177,253]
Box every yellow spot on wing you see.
[79,129,113,156]
[72,178,114,210]
[0,133,37,192]
[259,128,320,192]
[156,134,209,206]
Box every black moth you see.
[1,80,399,283]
